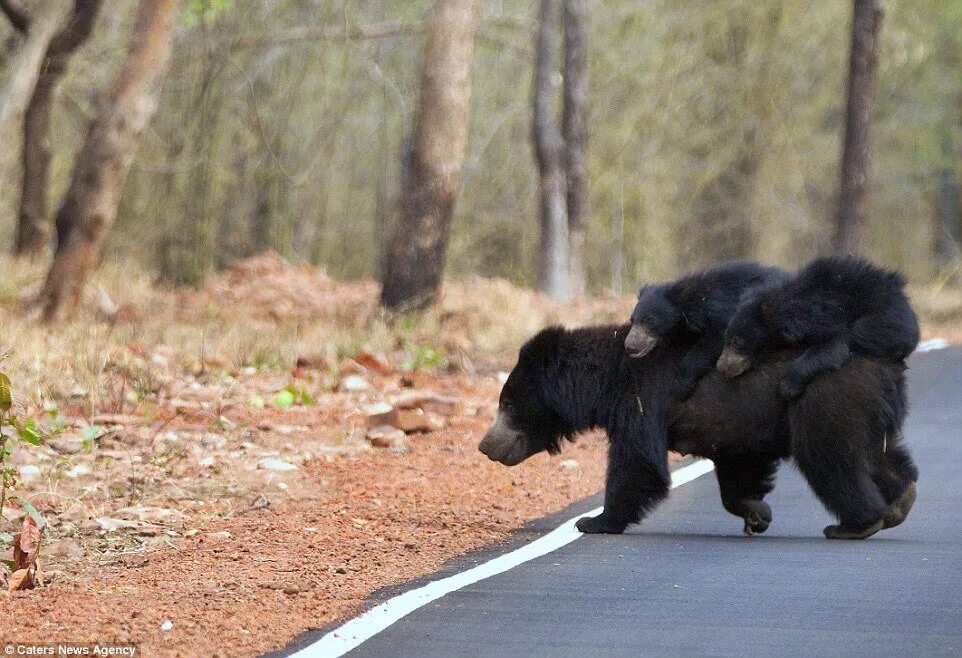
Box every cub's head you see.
[479,328,572,466]
[626,284,679,358]
[718,290,772,377]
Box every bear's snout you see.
[625,324,658,358]
[479,412,529,466]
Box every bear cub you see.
[717,256,920,399]
[625,261,788,399]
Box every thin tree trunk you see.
[13,0,104,258]
[833,0,883,255]
[0,0,70,184]
[532,0,569,301]
[380,0,483,311]
[934,133,961,276]
[563,0,588,297]
[39,0,181,322]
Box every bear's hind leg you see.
[793,444,887,539]
[714,457,778,536]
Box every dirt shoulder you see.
[1,390,608,656]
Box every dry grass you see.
[0,253,958,418]
[0,252,639,416]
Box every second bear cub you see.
[717,256,920,399]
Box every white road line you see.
[916,338,949,353]
[292,459,716,658]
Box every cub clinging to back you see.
[716,256,920,399]
[625,261,788,399]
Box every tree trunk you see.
[380,0,483,311]
[833,0,883,255]
[934,133,961,276]
[563,0,588,297]
[0,0,69,184]
[39,0,181,322]
[13,0,104,258]
[532,0,569,301]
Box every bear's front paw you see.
[575,513,627,534]
[778,376,805,400]
[741,500,772,536]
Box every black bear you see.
[479,324,917,540]
[625,261,787,399]
[716,256,920,399]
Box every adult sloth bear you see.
[479,324,917,540]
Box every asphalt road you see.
[329,347,962,657]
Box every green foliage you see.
[274,383,315,409]
[273,388,295,409]
[81,426,103,452]
[401,341,447,372]
[0,370,47,536]
[182,0,234,27]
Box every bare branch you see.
[223,16,533,50]
[0,0,30,33]
[224,21,422,49]
[49,0,103,57]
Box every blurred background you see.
[1,0,960,318]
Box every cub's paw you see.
[883,482,917,529]
[777,376,806,400]
[823,520,883,540]
[741,500,772,536]
[575,514,627,534]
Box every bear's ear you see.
[520,326,564,371]
[672,280,694,302]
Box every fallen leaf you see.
[8,567,34,592]
[13,516,43,570]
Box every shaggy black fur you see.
[627,261,787,399]
[718,256,920,399]
[480,324,918,539]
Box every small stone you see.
[354,351,392,374]
[115,505,184,525]
[48,436,84,454]
[44,538,85,560]
[65,464,90,479]
[392,391,465,416]
[160,620,174,632]
[198,456,216,468]
[339,375,370,392]
[559,459,579,471]
[366,425,406,448]
[258,458,298,472]
[296,353,331,370]
[366,406,444,433]
[18,465,42,484]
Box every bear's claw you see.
[882,482,917,529]
[823,519,884,540]
[575,513,627,534]
[741,500,772,536]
